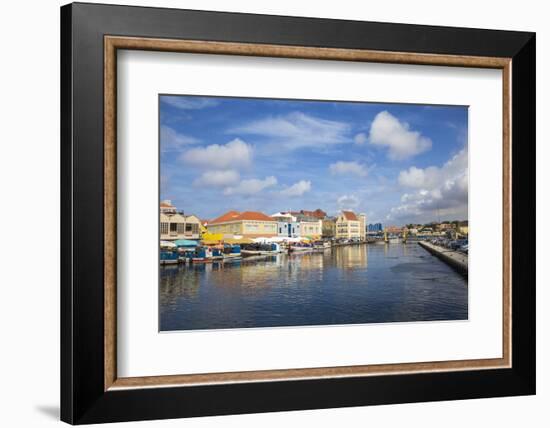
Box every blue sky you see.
[160,95,468,225]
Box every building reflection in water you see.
[160,243,468,331]
[333,245,368,270]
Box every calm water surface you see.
[160,243,467,331]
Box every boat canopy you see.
[160,240,176,248]
[174,239,198,247]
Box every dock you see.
[418,241,468,276]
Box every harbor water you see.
[160,243,468,331]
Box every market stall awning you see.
[202,240,223,246]
[174,239,198,247]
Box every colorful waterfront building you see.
[385,225,404,235]
[292,212,322,239]
[367,223,383,232]
[160,212,201,240]
[300,219,322,238]
[322,218,336,239]
[458,221,469,236]
[207,210,278,238]
[290,208,327,220]
[358,213,367,240]
[335,211,362,239]
[160,199,177,214]
[271,212,301,238]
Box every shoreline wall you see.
[418,241,468,276]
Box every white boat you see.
[313,241,331,251]
[241,249,276,256]
[289,245,314,253]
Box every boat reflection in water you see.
[160,243,467,331]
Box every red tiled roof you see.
[209,210,274,224]
[342,211,358,221]
[305,209,327,219]
[210,210,241,224]
[290,208,327,219]
[237,211,274,221]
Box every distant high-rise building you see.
[367,223,383,232]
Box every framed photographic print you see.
[61,2,535,424]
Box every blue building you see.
[367,223,383,232]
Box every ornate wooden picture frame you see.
[61,2,535,424]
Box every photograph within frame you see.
[98,29,517,403]
[158,94,469,332]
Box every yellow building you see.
[300,219,322,238]
[207,210,278,238]
[322,218,336,238]
[335,211,361,239]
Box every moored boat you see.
[312,241,331,251]
[160,250,179,265]
[223,244,242,260]
[289,244,314,253]
[189,247,213,263]
[210,248,224,261]
[241,242,282,256]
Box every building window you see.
[160,223,168,235]
[170,223,177,232]
[185,223,193,232]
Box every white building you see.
[271,212,300,238]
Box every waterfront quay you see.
[160,242,468,331]
[159,199,469,273]
[418,241,468,276]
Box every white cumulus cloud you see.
[162,96,219,110]
[223,176,278,196]
[229,111,350,149]
[193,170,240,187]
[337,194,360,209]
[329,161,369,177]
[388,147,468,222]
[280,180,312,197]
[369,111,432,160]
[398,148,467,189]
[354,132,367,145]
[181,138,252,169]
[160,125,200,151]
